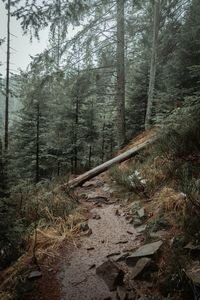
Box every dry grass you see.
[154,187,187,215]
[0,208,85,299]
[118,128,158,154]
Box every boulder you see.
[96,260,125,291]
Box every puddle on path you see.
[59,204,138,300]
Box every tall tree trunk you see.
[74,89,79,173]
[145,0,160,130]
[56,0,61,68]
[88,145,92,168]
[101,119,105,163]
[116,0,126,147]
[5,0,11,151]
[36,101,40,183]
[110,131,113,158]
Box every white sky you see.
[0,1,49,75]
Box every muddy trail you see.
[30,176,162,300]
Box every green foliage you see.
[156,97,200,159]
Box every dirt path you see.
[59,204,139,300]
[30,176,142,300]
[57,177,140,300]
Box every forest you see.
[0,0,200,299]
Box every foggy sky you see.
[0,1,48,75]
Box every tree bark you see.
[5,0,11,151]
[74,89,79,173]
[145,0,160,130]
[116,0,126,147]
[36,101,40,183]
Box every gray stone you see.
[92,213,101,220]
[80,228,92,236]
[96,261,125,291]
[136,224,147,233]
[126,241,163,266]
[129,201,140,212]
[150,230,167,240]
[133,218,143,226]
[137,208,145,219]
[82,181,96,187]
[130,257,152,279]
[87,191,108,203]
[28,270,42,280]
[116,286,127,300]
[80,223,89,231]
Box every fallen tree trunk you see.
[63,135,157,190]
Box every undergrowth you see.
[0,177,83,300]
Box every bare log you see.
[63,135,157,190]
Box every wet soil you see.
[29,176,141,300]
[59,204,138,300]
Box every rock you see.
[150,230,167,240]
[123,246,137,253]
[152,219,172,231]
[92,213,101,220]
[82,181,96,187]
[126,217,134,224]
[130,257,156,280]
[128,201,141,213]
[136,224,147,233]
[81,228,92,236]
[80,223,89,231]
[185,261,200,286]
[115,209,121,216]
[126,241,163,266]
[96,261,125,291]
[28,270,42,280]
[115,253,129,262]
[133,218,143,226]
[102,185,110,192]
[137,208,145,219]
[116,286,127,300]
[87,191,108,202]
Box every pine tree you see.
[10,65,50,183]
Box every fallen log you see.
[63,135,157,190]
